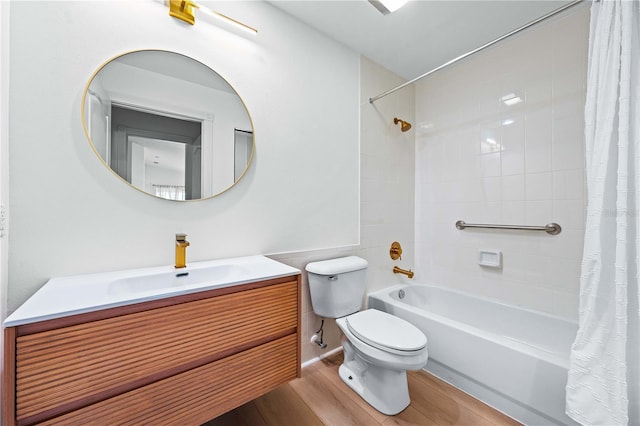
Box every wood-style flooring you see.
[204,351,521,426]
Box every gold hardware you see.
[175,233,190,269]
[168,0,258,34]
[393,117,412,132]
[393,266,414,279]
[169,0,196,25]
[390,241,403,260]
[207,9,259,34]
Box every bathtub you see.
[368,284,579,426]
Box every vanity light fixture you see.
[169,0,195,25]
[169,0,258,34]
[368,0,409,15]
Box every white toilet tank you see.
[305,256,368,318]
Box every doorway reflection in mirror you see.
[83,50,254,201]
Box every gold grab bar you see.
[455,220,561,235]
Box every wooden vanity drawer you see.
[14,279,299,424]
[38,334,298,426]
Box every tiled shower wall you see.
[415,7,589,320]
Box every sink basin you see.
[108,265,249,295]
[4,255,300,327]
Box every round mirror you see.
[82,50,254,201]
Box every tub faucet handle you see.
[390,241,403,260]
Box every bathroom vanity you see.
[2,256,301,425]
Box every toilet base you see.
[339,339,410,415]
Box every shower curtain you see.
[566,1,640,425]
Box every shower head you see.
[393,117,412,132]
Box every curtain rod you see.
[369,0,586,104]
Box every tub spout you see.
[175,233,190,269]
[393,266,414,279]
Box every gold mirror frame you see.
[81,49,255,201]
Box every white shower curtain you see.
[566,1,640,425]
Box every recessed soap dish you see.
[479,250,502,268]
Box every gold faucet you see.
[175,233,190,269]
[393,266,414,279]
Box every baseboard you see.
[301,346,343,369]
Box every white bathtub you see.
[368,284,579,426]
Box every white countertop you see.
[4,255,300,327]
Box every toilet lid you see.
[346,309,427,352]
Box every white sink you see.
[108,264,249,295]
[4,255,300,327]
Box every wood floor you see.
[204,352,521,426]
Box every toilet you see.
[305,256,428,415]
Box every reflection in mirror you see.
[234,129,253,181]
[83,50,254,201]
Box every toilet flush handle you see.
[327,275,338,281]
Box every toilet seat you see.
[346,309,427,355]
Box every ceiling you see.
[267,0,574,80]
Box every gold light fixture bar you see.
[200,7,258,34]
[168,0,258,34]
[169,0,195,25]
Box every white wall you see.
[415,7,589,320]
[0,0,10,387]
[358,56,416,293]
[272,55,416,363]
[6,1,360,312]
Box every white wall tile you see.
[481,122,503,154]
[481,152,502,177]
[553,169,585,200]
[526,172,553,201]
[554,288,581,318]
[501,145,526,176]
[483,177,502,202]
[526,141,553,174]
[522,254,553,285]
[415,7,589,321]
[501,201,526,224]
[547,255,582,292]
[502,114,525,151]
[525,108,553,173]
[553,138,585,171]
[553,199,586,231]
[502,174,525,201]
[525,200,554,225]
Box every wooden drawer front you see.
[16,281,298,423]
[39,334,298,426]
